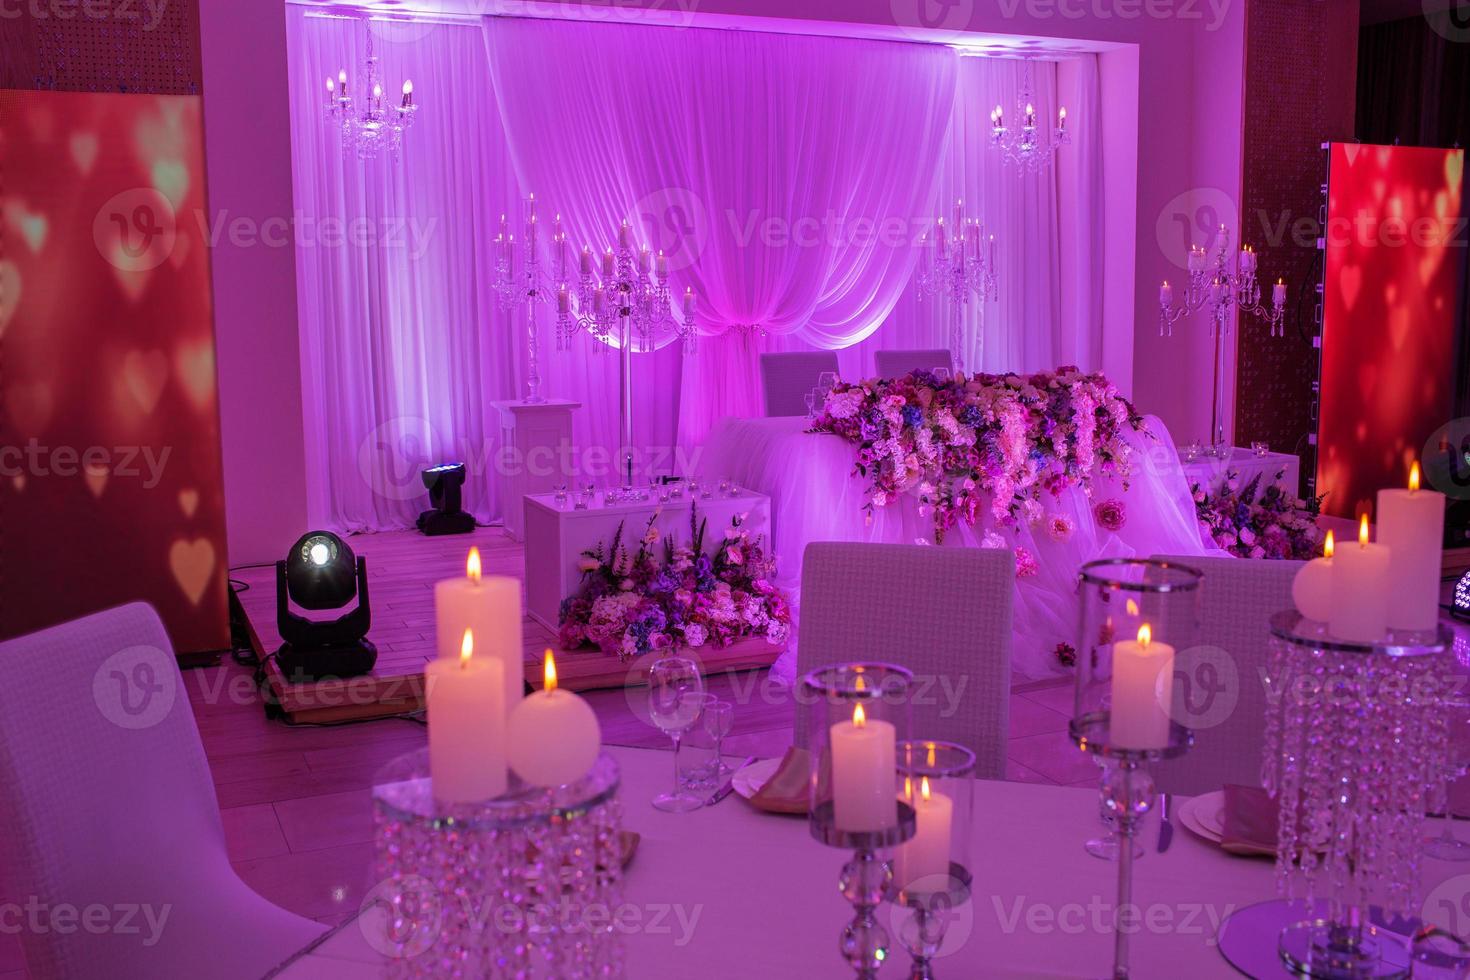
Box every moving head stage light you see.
[276,531,377,679]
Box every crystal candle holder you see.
[1072,558,1202,980]
[801,662,917,979]
[888,740,975,980]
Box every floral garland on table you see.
[813,367,1149,543]
[1191,469,1325,560]
[557,506,792,662]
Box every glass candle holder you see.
[889,740,975,980]
[800,662,916,979]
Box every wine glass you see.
[804,389,817,419]
[703,699,735,780]
[647,657,706,812]
[816,371,837,398]
[933,368,951,383]
[1425,698,1470,860]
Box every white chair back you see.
[795,543,1013,777]
[759,351,840,417]
[0,603,323,979]
[1148,556,1304,796]
[874,349,954,379]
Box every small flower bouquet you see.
[557,506,792,661]
[1191,469,1325,560]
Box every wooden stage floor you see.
[231,527,784,723]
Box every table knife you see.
[1157,792,1174,853]
[706,755,758,806]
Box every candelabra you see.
[322,23,418,161]
[915,199,998,375]
[555,219,698,495]
[988,57,1070,175]
[492,195,561,405]
[1158,227,1288,454]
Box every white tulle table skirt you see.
[698,415,1225,680]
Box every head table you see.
[272,744,1470,979]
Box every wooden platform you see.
[231,527,785,724]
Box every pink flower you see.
[1046,514,1075,542]
[1093,498,1127,532]
[1014,546,1039,578]
[725,546,743,564]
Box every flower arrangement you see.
[1191,469,1325,560]
[814,367,1148,542]
[557,506,792,661]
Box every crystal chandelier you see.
[988,57,1069,175]
[322,23,418,161]
[914,198,998,375]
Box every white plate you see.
[1177,791,1225,844]
[731,757,781,800]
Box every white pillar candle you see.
[893,776,953,894]
[1377,462,1446,632]
[830,703,897,832]
[580,245,592,276]
[1273,279,1287,306]
[602,248,615,279]
[1291,530,1336,624]
[507,651,601,787]
[435,548,524,713]
[656,250,668,279]
[1159,282,1174,308]
[427,629,507,804]
[1329,515,1392,643]
[1109,624,1174,750]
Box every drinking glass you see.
[816,371,837,397]
[647,657,706,812]
[1425,698,1470,860]
[553,483,568,505]
[703,699,735,779]
[804,389,817,419]
[932,368,951,383]
[718,475,732,497]
[1250,440,1270,457]
[679,694,722,792]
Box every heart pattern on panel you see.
[175,340,215,410]
[108,245,153,303]
[84,463,109,499]
[1338,264,1362,311]
[5,202,48,254]
[151,159,190,211]
[11,475,25,493]
[1388,307,1411,353]
[178,488,199,519]
[0,260,20,339]
[69,132,99,175]
[169,538,216,606]
[123,349,169,415]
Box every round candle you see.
[1109,624,1175,750]
[1329,515,1392,643]
[830,702,897,833]
[435,548,524,713]
[507,651,601,787]
[1377,462,1445,632]
[427,629,507,804]
[1291,530,1335,624]
[893,776,953,894]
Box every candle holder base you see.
[811,800,918,979]
[887,862,973,980]
[1279,920,1412,979]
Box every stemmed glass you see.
[703,699,734,780]
[804,389,818,419]
[816,371,837,399]
[932,368,951,383]
[647,656,706,813]
[1425,697,1470,860]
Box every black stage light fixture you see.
[276,531,377,680]
[417,462,475,536]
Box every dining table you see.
[272,744,1470,979]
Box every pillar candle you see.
[1377,462,1446,632]
[580,246,593,276]
[830,703,897,832]
[1291,530,1335,623]
[434,547,524,713]
[655,250,669,279]
[602,248,615,279]
[1159,282,1174,308]
[893,776,953,894]
[1109,624,1174,750]
[1273,279,1287,306]
[507,651,601,787]
[1329,515,1392,643]
[427,629,507,804]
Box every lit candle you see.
[602,247,615,279]
[639,246,651,274]
[372,82,383,105]
[401,79,413,107]
[326,76,335,96]
[1024,102,1036,128]
[527,193,536,219]
[830,702,897,832]
[507,651,601,787]
[427,629,507,804]
[580,245,593,276]
[682,287,695,320]
[593,285,605,312]
[1187,246,1204,273]
[992,104,1004,130]
[1057,106,1067,131]
[434,548,524,713]
[1109,624,1174,750]
[655,249,669,279]
[557,283,569,314]
[1329,515,1392,643]
[1273,278,1287,307]
[893,774,953,894]
[988,234,996,265]
[1377,461,1446,632]
[338,68,347,95]
[1239,244,1255,274]
[618,220,630,248]
[1291,530,1335,624]
[1159,281,1174,308]
[936,218,948,259]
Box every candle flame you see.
[1324,530,1335,559]
[459,629,474,668]
[467,547,482,583]
[926,741,937,767]
[1126,598,1139,617]
[853,703,867,728]
[544,649,558,693]
[904,775,913,800]
[1359,514,1371,547]
[1410,461,1421,492]
[920,776,932,802]
[1137,624,1152,649]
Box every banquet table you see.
[698,415,1223,678]
[272,744,1470,979]
[1180,447,1302,499]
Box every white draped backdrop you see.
[285,9,1106,530]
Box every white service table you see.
[491,399,580,541]
[1181,447,1301,499]
[523,489,772,631]
[276,744,1470,979]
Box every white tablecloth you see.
[699,415,1224,678]
[1181,447,1302,499]
[276,745,1469,979]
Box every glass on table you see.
[552,483,568,505]
[816,371,837,398]
[804,389,818,419]
[932,368,951,383]
[1250,440,1270,457]
[703,698,735,780]
[647,656,706,812]
[1425,698,1470,861]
